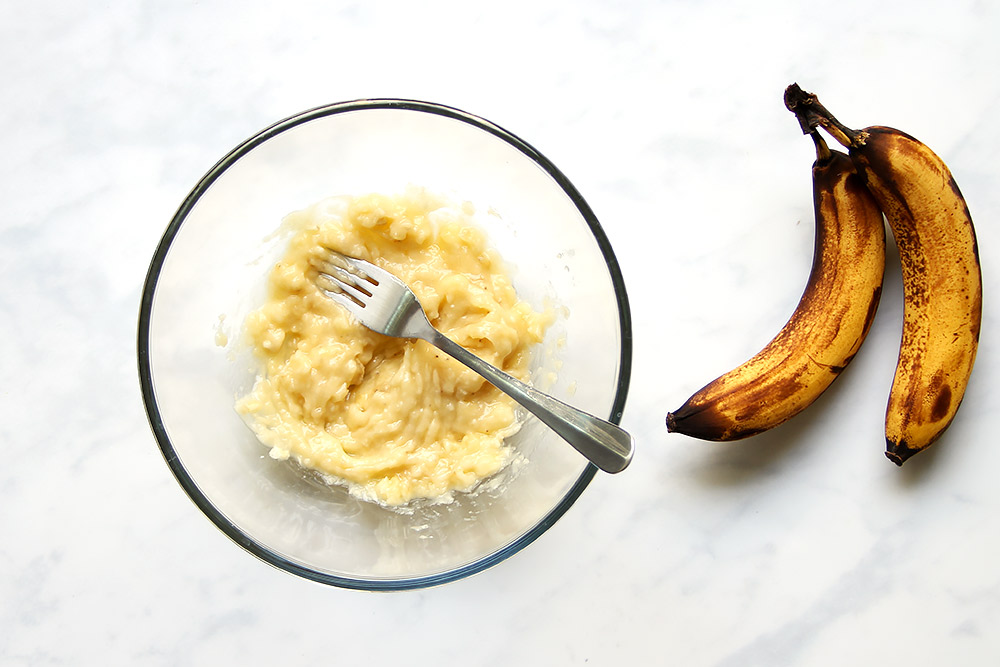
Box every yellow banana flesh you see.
[667,134,886,441]
[785,84,982,464]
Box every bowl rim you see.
[136,98,633,591]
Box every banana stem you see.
[784,83,864,148]
[811,130,832,163]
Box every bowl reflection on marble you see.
[137,100,632,590]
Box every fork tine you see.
[310,253,375,310]
[313,259,373,298]
[319,248,379,285]
[315,275,365,311]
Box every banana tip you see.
[666,412,677,432]
[885,451,905,466]
[885,440,918,466]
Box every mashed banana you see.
[236,188,550,506]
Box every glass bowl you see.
[138,100,632,590]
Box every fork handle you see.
[428,332,633,473]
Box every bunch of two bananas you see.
[667,84,982,466]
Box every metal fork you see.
[310,249,633,473]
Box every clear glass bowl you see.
[138,100,632,590]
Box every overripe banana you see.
[785,84,983,465]
[666,132,886,441]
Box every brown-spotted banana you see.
[785,84,983,465]
[667,132,886,441]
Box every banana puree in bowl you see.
[236,187,553,507]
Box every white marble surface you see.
[3,0,999,664]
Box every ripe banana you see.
[785,84,983,465]
[666,132,886,441]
